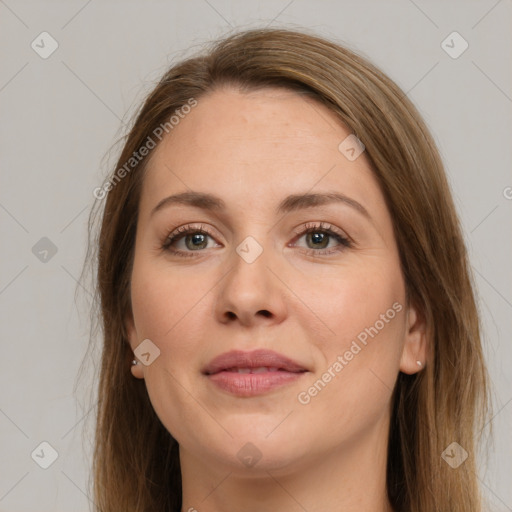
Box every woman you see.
[86,27,491,511]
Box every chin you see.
[201,422,312,473]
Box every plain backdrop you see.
[0,1,511,511]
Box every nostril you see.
[258,310,272,318]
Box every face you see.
[126,86,425,475]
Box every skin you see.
[126,86,427,512]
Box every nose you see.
[213,238,288,327]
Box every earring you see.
[132,359,138,366]
[416,360,423,368]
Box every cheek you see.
[294,264,405,403]
[291,258,405,354]
[131,257,202,338]
[293,263,406,429]
[130,262,215,440]
[130,257,220,372]
[334,270,404,350]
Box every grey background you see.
[0,1,511,511]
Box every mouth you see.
[203,349,308,397]
[216,366,301,374]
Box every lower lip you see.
[206,370,305,397]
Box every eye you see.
[161,224,220,257]
[291,222,352,256]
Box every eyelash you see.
[161,222,352,258]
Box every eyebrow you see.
[150,190,371,219]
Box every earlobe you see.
[399,302,428,375]
[130,359,144,379]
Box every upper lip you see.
[203,349,308,375]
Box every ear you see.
[399,300,428,375]
[126,311,144,379]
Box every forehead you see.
[139,86,383,218]
[154,86,349,162]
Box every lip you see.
[203,349,308,397]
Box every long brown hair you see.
[82,27,491,511]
